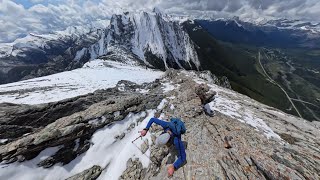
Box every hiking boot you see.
[224,141,232,149]
[224,136,232,149]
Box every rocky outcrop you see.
[0,82,164,165]
[120,158,146,180]
[66,165,103,180]
[121,70,320,180]
[220,76,232,89]
[195,83,216,104]
[0,69,319,180]
[192,70,232,89]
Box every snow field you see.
[0,60,164,105]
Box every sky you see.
[0,0,320,43]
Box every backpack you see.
[168,118,186,136]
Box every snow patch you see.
[192,26,202,31]
[208,94,281,140]
[117,83,125,92]
[73,139,80,152]
[0,139,8,144]
[89,116,107,125]
[168,96,176,99]
[157,99,168,110]
[113,111,121,118]
[74,48,87,61]
[136,88,150,94]
[39,146,63,162]
[209,96,242,119]
[162,82,176,93]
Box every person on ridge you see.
[140,113,187,177]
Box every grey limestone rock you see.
[66,165,102,180]
[0,69,319,180]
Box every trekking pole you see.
[131,136,156,164]
[132,135,142,143]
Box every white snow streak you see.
[73,48,87,61]
[157,99,168,110]
[0,139,8,144]
[162,81,177,93]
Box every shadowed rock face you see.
[0,70,319,180]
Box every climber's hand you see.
[140,129,148,137]
[167,164,174,177]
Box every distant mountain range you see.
[196,17,320,49]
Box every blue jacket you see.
[146,118,186,169]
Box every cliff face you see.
[107,10,200,70]
[0,64,319,180]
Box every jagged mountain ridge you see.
[0,9,200,85]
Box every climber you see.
[140,114,187,177]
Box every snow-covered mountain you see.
[195,16,320,34]
[260,18,320,34]
[196,17,320,48]
[0,9,200,85]
[0,24,108,84]
[107,10,200,70]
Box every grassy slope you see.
[183,22,291,113]
[263,50,320,120]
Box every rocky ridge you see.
[0,69,319,179]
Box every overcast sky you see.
[0,0,319,43]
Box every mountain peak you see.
[152,7,164,15]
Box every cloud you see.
[0,0,319,43]
[30,0,44,3]
[0,0,112,43]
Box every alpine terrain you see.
[0,8,199,85]
[0,9,319,180]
